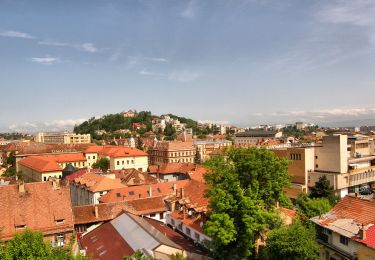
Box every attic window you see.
[15,225,26,230]
[99,250,107,256]
[55,219,65,225]
[129,191,135,196]
[157,188,161,193]
[116,193,121,198]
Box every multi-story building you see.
[234,130,283,147]
[18,153,87,182]
[194,139,232,162]
[70,172,125,206]
[148,141,195,165]
[273,134,375,198]
[35,132,91,144]
[0,180,74,246]
[121,109,136,118]
[311,195,375,260]
[84,145,149,171]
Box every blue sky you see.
[1,0,375,132]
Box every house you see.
[148,141,195,165]
[18,153,87,182]
[121,110,136,118]
[311,195,375,260]
[0,180,74,246]
[70,172,125,206]
[35,132,91,144]
[165,180,211,246]
[234,130,283,147]
[113,168,158,186]
[148,162,200,182]
[84,145,148,172]
[194,139,232,162]
[98,180,190,203]
[79,212,209,260]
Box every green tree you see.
[296,194,331,219]
[164,123,176,138]
[203,148,290,259]
[92,158,110,171]
[171,252,186,260]
[309,175,337,205]
[123,250,155,260]
[264,221,320,260]
[194,147,202,164]
[136,137,143,150]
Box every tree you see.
[203,148,290,259]
[92,158,110,171]
[1,229,85,260]
[194,147,202,164]
[123,250,155,260]
[264,221,320,260]
[164,123,176,138]
[136,137,143,151]
[296,194,331,219]
[309,175,337,205]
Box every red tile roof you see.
[18,153,86,173]
[98,180,190,203]
[125,196,167,215]
[84,145,147,158]
[73,172,125,192]
[330,196,375,225]
[113,169,157,186]
[0,181,74,241]
[153,141,194,151]
[148,163,198,175]
[73,202,128,225]
[170,211,205,233]
[79,222,134,260]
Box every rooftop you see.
[73,172,125,192]
[84,145,147,158]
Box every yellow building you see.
[35,132,91,144]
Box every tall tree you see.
[92,158,110,171]
[194,147,202,164]
[263,221,320,260]
[136,137,143,151]
[309,175,337,205]
[296,194,331,219]
[203,148,290,259]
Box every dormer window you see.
[55,219,65,225]
[15,225,26,230]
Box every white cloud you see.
[139,70,166,77]
[168,70,200,82]
[7,118,86,132]
[29,56,60,65]
[181,0,196,19]
[0,30,35,39]
[38,41,100,53]
[43,119,86,127]
[144,57,168,62]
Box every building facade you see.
[35,132,91,144]
[149,141,195,165]
[234,130,283,146]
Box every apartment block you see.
[35,132,91,144]
[148,141,195,165]
[234,130,283,146]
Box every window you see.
[129,191,135,196]
[15,225,26,230]
[122,160,124,165]
[88,156,91,159]
[186,227,191,236]
[116,192,121,198]
[195,233,200,241]
[93,156,96,160]
[44,176,47,181]
[160,212,164,219]
[340,235,349,246]
[131,160,134,164]
[117,161,120,165]
[316,164,319,168]
[150,213,156,217]
[178,223,183,230]
[127,160,129,165]
[55,219,64,225]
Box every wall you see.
[19,165,62,182]
[315,135,348,173]
[70,183,95,206]
[111,156,148,172]
[85,153,98,168]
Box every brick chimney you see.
[149,185,152,197]
[52,178,60,190]
[94,205,99,219]
[359,224,366,240]
[173,183,177,195]
[180,188,185,199]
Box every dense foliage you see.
[264,221,320,260]
[296,194,332,219]
[203,148,290,259]
[73,111,153,139]
[0,229,84,260]
[309,175,337,205]
[92,158,110,171]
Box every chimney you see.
[359,224,366,240]
[18,181,25,194]
[180,188,185,199]
[173,183,177,195]
[149,185,152,197]
[94,205,99,219]
[52,178,60,190]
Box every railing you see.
[348,166,375,174]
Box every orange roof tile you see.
[125,196,167,215]
[0,182,74,241]
[73,202,128,225]
[148,163,198,175]
[73,172,125,192]
[84,145,147,158]
[99,180,190,203]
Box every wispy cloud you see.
[139,70,166,77]
[181,0,197,19]
[253,107,375,122]
[168,70,200,82]
[8,118,86,132]
[144,57,168,62]
[38,40,100,53]
[29,56,60,65]
[0,30,35,39]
